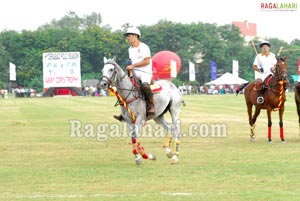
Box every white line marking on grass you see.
[7,191,300,199]
[171,192,193,196]
[162,192,192,196]
[13,193,137,199]
[162,191,300,196]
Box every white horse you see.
[100,57,184,165]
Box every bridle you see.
[101,61,140,105]
[101,61,127,87]
[267,59,287,95]
[270,59,287,111]
[272,59,287,81]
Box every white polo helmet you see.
[259,40,271,48]
[124,27,141,37]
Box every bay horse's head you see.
[100,57,122,90]
[274,56,288,81]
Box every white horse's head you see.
[100,57,126,90]
[100,57,120,90]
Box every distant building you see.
[232,21,257,42]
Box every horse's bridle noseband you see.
[101,61,140,105]
[101,62,126,87]
[273,60,287,81]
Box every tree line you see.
[0,11,299,92]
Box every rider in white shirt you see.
[113,27,155,121]
[253,41,277,104]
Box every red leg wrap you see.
[132,139,138,155]
[280,127,284,140]
[137,142,148,159]
[268,126,272,140]
[142,154,149,159]
[132,149,139,155]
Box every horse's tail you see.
[236,82,250,96]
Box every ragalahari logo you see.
[260,2,298,11]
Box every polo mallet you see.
[126,59,133,77]
[244,20,262,73]
[277,46,283,57]
[281,48,300,52]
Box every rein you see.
[102,61,141,123]
[266,62,286,111]
[272,80,284,111]
[102,61,140,103]
[109,87,136,124]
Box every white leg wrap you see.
[171,154,179,164]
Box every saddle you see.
[129,75,163,94]
[254,74,273,92]
[150,83,163,93]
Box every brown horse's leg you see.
[250,107,261,140]
[295,86,300,137]
[247,103,253,126]
[247,102,255,140]
[295,95,300,137]
[298,103,300,137]
[267,109,272,142]
[279,106,285,142]
[247,102,255,139]
[252,107,261,125]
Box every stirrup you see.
[147,105,155,115]
[113,115,124,122]
[257,96,264,104]
[147,110,155,116]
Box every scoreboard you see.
[43,52,81,90]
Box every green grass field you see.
[1,93,300,201]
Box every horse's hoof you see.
[167,152,173,158]
[268,139,272,144]
[171,155,178,165]
[135,155,142,165]
[165,148,173,158]
[148,153,157,161]
[281,139,286,144]
[250,138,256,142]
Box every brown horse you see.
[239,56,288,142]
[294,82,300,135]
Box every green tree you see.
[39,11,82,30]
[0,44,10,88]
[286,39,300,76]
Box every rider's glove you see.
[125,59,132,66]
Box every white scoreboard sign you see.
[43,52,81,88]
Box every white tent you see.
[205,72,248,85]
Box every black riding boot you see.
[255,79,264,104]
[113,114,124,122]
[142,83,155,116]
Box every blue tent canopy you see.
[291,75,299,82]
